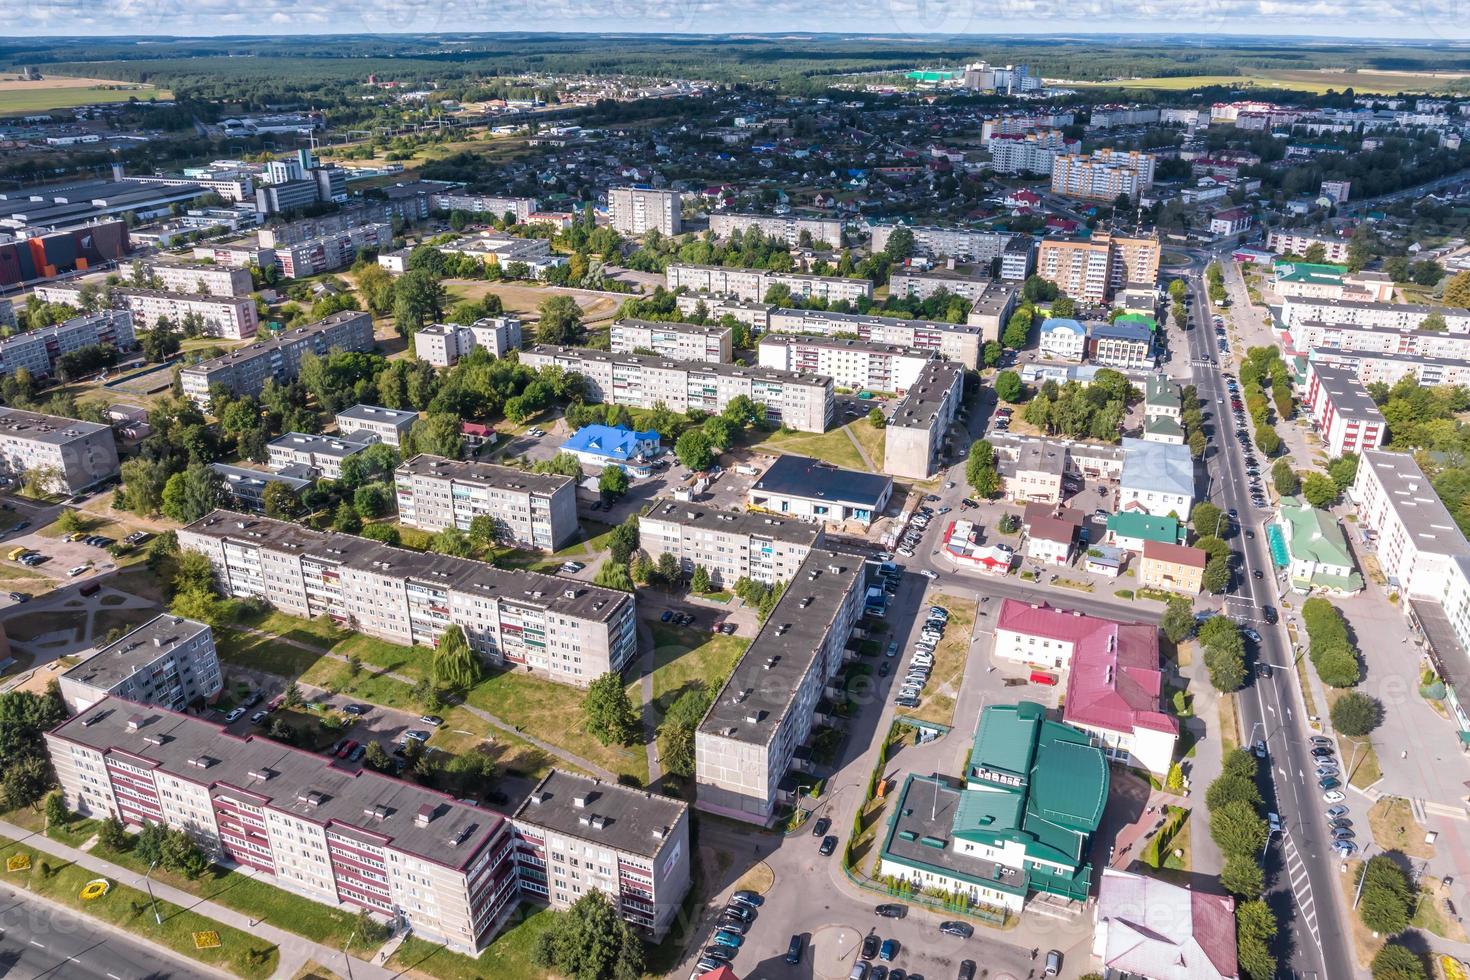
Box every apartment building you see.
[748,454,894,526]
[609,319,733,364]
[757,334,933,394]
[1050,150,1157,202]
[0,407,119,493]
[520,345,833,434]
[192,240,277,270]
[1267,231,1350,263]
[1035,234,1160,304]
[1303,361,1386,457]
[395,455,578,551]
[965,280,1021,342]
[267,431,376,480]
[1282,296,1470,335]
[707,212,843,249]
[178,511,638,687]
[210,462,312,514]
[336,404,417,448]
[695,547,868,823]
[889,269,993,302]
[608,187,681,236]
[1001,236,1036,280]
[639,499,824,589]
[674,295,772,330]
[142,259,254,297]
[35,283,258,340]
[1292,321,1470,365]
[413,317,523,368]
[1353,450,1470,598]
[58,615,222,714]
[665,265,873,305]
[47,699,521,954]
[988,130,1079,175]
[765,307,984,368]
[0,310,135,379]
[180,311,375,406]
[275,224,393,278]
[869,225,1011,263]
[257,193,434,248]
[431,193,538,222]
[1307,348,1470,389]
[512,770,690,938]
[884,360,965,480]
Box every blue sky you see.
[9,0,1470,40]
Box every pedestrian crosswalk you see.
[1283,831,1322,950]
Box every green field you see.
[0,81,169,115]
[1073,69,1470,95]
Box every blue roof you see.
[561,424,660,462]
[1040,317,1085,336]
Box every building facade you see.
[431,193,538,222]
[748,454,894,526]
[0,310,135,379]
[58,615,222,714]
[707,213,843,249]
[412,317,523,368]
[142,260,254,297]
[336,405,418,448]
[1035,234,1160,304]
[884,360,964,480]
[1137,540,1207,594]
[178,511,638,687]
[180,311,375,406]
[608,187,681,236]
[1050,150,1156,201]
[1352,450,1470,598]
[666,265,873,305]
[1267,231,1350,263]
[757,334,933,394]
[609,319,733,364]
[1303,361,1386,457]
[267,432,376,480]
[35,283,258,341]
[639,498,824,589]
[869,225,1011,263]
[764,307,984,368]
[0,407,119,493]
[395,455,578,551]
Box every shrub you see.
[1371,942,1428,980]
[1332,691,1382,737]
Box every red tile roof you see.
[1143,539,1208,568]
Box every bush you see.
[1358,855,1413,936]
[1315,645,1362,688]
[1332,691,1382,737]
[1221,853,1265,899]
[1371,942,1428,980]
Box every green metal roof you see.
[1274,261,1347,284]
[1116,312,1159,332]
[1028,728,1110,832]
[1278,496,1355,569]
[969,701,1044,781]
[1145,416,1185,438]
[1144,375,1180,410]
[1106,511,1182,544]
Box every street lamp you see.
[1353,845,1377,908]
[143,859,163,925]
[1346,740,1367,784]
[342,927,357,980]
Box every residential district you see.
[4,36,1470,980]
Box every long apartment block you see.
[757,333,934,394]
[639,499,825,589]
[520,345,833,433]
[868,224,1011,263]
[695,547,869,823]
[707,212,844,249]
[883,359,965,480]
[512,769,691,937]
[34,283,258,340]
[430,193,538,222]
[47,698,522,954]
[609,319,733,363]
[1308,348,1470,389]
[142,259,254,297]
[178,510,637,687]
[0,310,135,379]
[1035,233,1160,304]
[0,406,119,493]
[1050,149,1156,201]
[413,316,523,368]
[1283,294,1470,343]
[764,307,985,368]
[395,454,578,551]
[666,265,873,305]
[275,223,393,278]
[180,310,375,406]
[1267,231,1351,264]
[1352,450,1470,600]
[674,295,772,330]
[58,615,222,714]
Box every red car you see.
[336,739,358,759]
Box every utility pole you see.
[144,859,162,925]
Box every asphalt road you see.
[0,890,215,980]
[1182,252,1353,980]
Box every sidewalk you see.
[0,818,397,980]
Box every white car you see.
[919,569,938,580]
[1323,790,1346,803]
[225,707,246,723]
[66,564,88,577]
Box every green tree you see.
[1190,501,1223,537]
[675,429,715,471]
[1203,632,1245,690]
[536,295,586,345]
[598,465,630,500]
[159,464,223,524]
[1236,899,1277,980]
[1202,556,1231,595]
[882,226,915,260]
[583,673,639,747]
[1002,306,1032,349]
[1301,472,1339,508]
[1221,853,1265,899]
[690,565,712,594]
[97,816,127,852]
[432,527,472,557]
[1272,458,1299,496]
[593,559,633,591]
[391,269,448,336]
[995,370,1024,403]
[1358,855,1413,936]
[607,517,640,565]
[1209,799,1267,858]
[1371,943,1428,980]
[1328,454,1360,491]
[334,501,363,533]
[261,481,302,519]
[965,439,999,498]
[44,790,68,831]
[1255,427,1282,456]
[468,514,498,547]
[405,413,464,460]
[1443,270,1470,309]
[531,890,645,980]
[1160,601,1196,644]
[868,407,886,428]
[1332,691,1381,737]
[432,625,481,691]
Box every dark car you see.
[1262,606,1278,625]
[786,935,804,965]
[702,946,735,963]
[1312,747,1335,758]
[716,916,748,935]
[6,592,27,602]
[878,661,891,677]
[819,835,838,856]
[1253,569,1263,579]
[660,610,673,622]
[812,816,831,837]
[731,890,763,908]
[343,704,368,716]
[879,939,899,962]
[939,921,973,939]
[875,904,907,918]
[722,904,753,923]
[870,967,888,980]
[958,961,977,980]
[861,935,881,960]
[349,743,367,762]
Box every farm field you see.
[0,75,169,113]
[1071,68,1470,94]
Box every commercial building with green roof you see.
[1275,495,1364,594]
[878,702,1109,912]
[1115,312,1158,333]
[1273,261,1347,288]
[1106,511,1184,553]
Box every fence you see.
[840,864,1010,927]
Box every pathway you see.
[0,818,396,980]
[842,424,877,472]
[233,626,619,782]
[636,617,662,786]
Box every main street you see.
[1180,250,1355,980]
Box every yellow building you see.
[1138,539,1207,594]
[1035,233,1160,304]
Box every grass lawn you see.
[849,419,887,468]
[906,594,976,727]
[0,82,169,114]
[1412,875,1468,942]
[1218,694,1240,752]
[750,425,869,471]
[648,622,749,720]
[0,834,277,978]
[0,562,48,584]
[216,627,326,677]
[92,607,153,639]
[48,815,99,849]
[1367,797,1436,860]
[389,903,556,980]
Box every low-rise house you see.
[559,425,661,477]
[1088,321,1154,370]
[1039,318,1087,361]
[336,405,417,447]
[1022,502,1083,566]
[210,462,312,514]
[1083,545,1126,577]
[1092,868,1239,980]
[747,454,893,527]
[1060,609,1177,775]
[1274,496,1364,594]
[1137,539,1208,595]
[1119,438,1194,518]
[267,431,377,481]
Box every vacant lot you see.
[1073,69,1470,95]
[444,280,622,323]
[0,76,169,114]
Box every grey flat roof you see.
[51,697,502,871]
[524,345,830,388]
[643,498,823,546]
[184,510,631,623]
[396,454,573,496]
[513,769,685,860]
[699,547,867,746]
[971,281,1019,315]
[1361,451,1470,557]
[337,404,418,426]
[211,462,312,493]
[184,312,372,375]
[1017,440,1067,476]
[771,307,983,337]
[760,333,920,358]
[269,432,375,459]
[891,360,963,430]
[0,407,112,446]
[1307,362,1384,421]
[751,453,893,507]
[62,615,212,690]
[613,319,730,338]
[45,282,239,305]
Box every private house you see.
[1092,868,1239,980]
[1137,540,1208,595]
[1022,503,1083,566]
[1273,496,1364,594]
[560,425,662,477]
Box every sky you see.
[8,0,1470,40]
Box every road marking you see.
[29,940,43,948]
[108,974,121,979]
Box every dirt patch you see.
[733,861,775,895]
[1367,797,1436,860]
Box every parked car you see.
[1324,790,1346,803]
[713,930,744,949]
[879,939,900,962]
[862,935,881,960]
[343,704,368,716]
[812,816,831,837]
[850,963,871,980]
[6,591,28,602]
[939,921,973,939]
[702,945,735,963]
[1326,804,1350,818]
[404,729,430,743]
[958,961,976,980]
[225,707,246,723]
[336,739,358,759]
[730,890,763,908]
[875,904,907,918]
[786,935,804,965]
[249,710,269,725]
[819,835,838,856]
[419,714,443,727]
[1044,950,1061,977]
